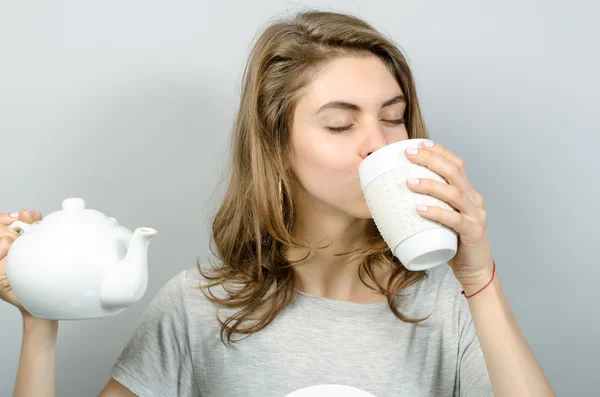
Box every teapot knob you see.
[62,198,86,211]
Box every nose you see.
[359,124,389,159]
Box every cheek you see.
[290,138,363,203]
[293,138,356,179]
[389,130,409,144]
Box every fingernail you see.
[406,147,418,155]
[423,140,434,147]
[407,178,420,186]
[26,209,33,216]
[417,205,428,212]
[10,212,19,218]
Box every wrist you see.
[457,260,497,298]
[22,314,59,338]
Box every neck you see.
[285,192,391,303]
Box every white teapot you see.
[6,197,157,320]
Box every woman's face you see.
[288,55,409,219]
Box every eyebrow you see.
[315,95,406,114]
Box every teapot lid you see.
[40,198,114,228]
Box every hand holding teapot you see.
[0,209,43,316]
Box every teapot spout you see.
[100,227,157,308]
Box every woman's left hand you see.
[404,140,495,294]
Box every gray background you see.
[1,0,598,396]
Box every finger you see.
[422,143,484,205]
[406,147,467,189]
[16,209,36,224]
[422,142,466,174]
[0,212,20,226]
[0,236,11,256]
[407,147,479,205]
[29,210,43,223]
[407,178,478,216]
[415,205,475,238]
[0,236,13,274]
[0,225,20,240]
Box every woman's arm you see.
[464,271,555,397]
[13,315,135,397]
[2,212,134,397]
[13,316,58,397]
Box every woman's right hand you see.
[0,209,43,317]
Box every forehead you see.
[299,55,404,108]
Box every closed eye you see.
[326,118,405,132]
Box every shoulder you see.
[398,264,462,298]
[425,264,464,297]
[395,264,468,319]
[128,265,217,342]
[152,259,220,305]
[133,269,191,329]
[170,260,233,316]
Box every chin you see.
[346,198,374,220]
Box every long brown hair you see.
[198,10,431,348]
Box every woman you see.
[0,10,554,397]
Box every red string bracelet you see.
[461,260,496,298]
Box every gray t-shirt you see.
[109,263,493,397]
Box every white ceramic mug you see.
[358,138,457,271]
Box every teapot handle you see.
[8,220,32,234]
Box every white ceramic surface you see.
[284,385,378,397]
[359,139,457,271]
[6,197,157,320]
